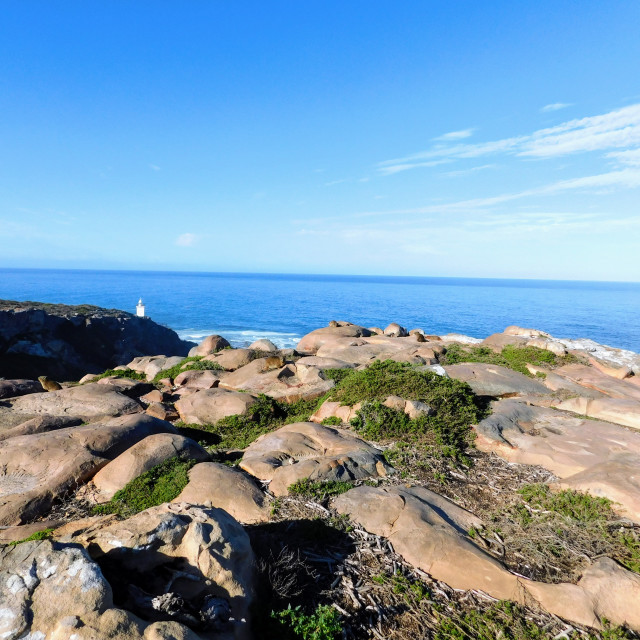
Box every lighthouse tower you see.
[136,298,145,318]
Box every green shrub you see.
[90,368,147,382]
[440,344,565,376]
[320,416,342,426]
[272,604,342,640]
[9,528,55,545]
[518,484,613,523]
[92,456,195,518]
[288,478,352,500]
[152,356,222,383]
[322,368,354,384]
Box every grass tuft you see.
[92,456,195,518]
[89,368,147,382]
[152,356,222,383]
[8,528,55,545]
[288,478,353,500]
[271,604,342,640]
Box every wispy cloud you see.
[175,233,198,247]
[442,164,497,178]
[378,103,640,174]
[434,128,475,141]
[541,102,572,112]
[149,164,161,171]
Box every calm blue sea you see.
[1,269,639,353]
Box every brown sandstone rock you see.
[240,422,392,495]
[334,485,640,630]
[173,369,222,389]
[6,382,143,420]
[175,388,258,425]
[384,322,409,337]
[0,414,177,525]
[443,362,550,397]
[188,334,231,357]
[248,338,278,352]
[174,462,271,524]
[207,348,255,371]
[296,325,372,354]
[0,415,83,442]
[88,433,210,502]
[309,400,362,424]
[553,363,640,401]
[0,379,41,400]
[555,396,640,430]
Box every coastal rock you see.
[174,462,271,524]
[296,324,372,354]
[552,363,640,401]
[309,400,361,424]
[0,300,193,380]
[188,334,231,357]
[0,414,178,525]
[555,396,640,430]
[88,433,210,502]
[5,382,143,420]
[333,485,640,630]
[145,402,179,421]
[443,362,550,397]
[248,338,278,352]
[175,388,258,425]
[96,375,155,397]
[219,359,334,403]
[481,333,528,351]
[475,399,640,522]
[0,414,83,442]
[207,348,255,371]
[0,378,41,400]
[174,369,222,389]
[240,422,392,495]
[65,503,255,640]
[294,356,355,370]
[384,322,409,337]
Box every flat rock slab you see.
[295,356,355,370]
[556,395,640,430]
[174,368,223,389]
[174,462,271,524]
[310,400,362,424]
[443,362,550,397]
[6,382,143,420]
[553,363,640,401]
[175,388,258,425]
[87,433,210,502]
[63,502,254,640]
[239,422,393,495]
[0,414,178,525]
[296,325,372,354]
[0,379,42,400]
[334,485,640,631]
[476,399,640,522]
[0,414,83,442]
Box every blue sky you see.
[1,1,639,281]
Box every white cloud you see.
[378,103,640,173]
[149,164,161,171]
[541,103,572,112]
[434,128,475,141]
[442,164,497,178]
[175,233,198,247]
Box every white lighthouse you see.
[136,298,145,317]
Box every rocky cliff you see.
[0,300,194,380]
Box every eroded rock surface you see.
[240,422,392,495]
[443,362,550,397]
[175,388,258,425]
[174,462,271,524]
[334,485,640,631]
[0,414,177,525]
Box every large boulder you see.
[295,356,355,370]
[87,433,211,502]
[0,414,82,442]
[0,414,178,525]
[475,399,640,522]
[443,362,550,397]
[174,369,223,389]
[296,324,372,354]
[384,322,409,337]
[174,462,271,524]
[206,348,255,371]
[240,422,393,495]
[334,485,640,631]
[188,335,231,357]
[175,388,258,425]
[219,359,334,403]
[0,379,42,400]
[248,339,278,352]
[61,503,255,640]
[552,363,640,401]
[6,382,143,420]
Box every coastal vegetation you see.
[152,355,223,383]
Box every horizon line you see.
[0,265,638,286]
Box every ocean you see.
[1,268,639,353]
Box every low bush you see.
[152,356,222,383]
[440,344,576,376]
[92,456,195,518]
[288,478,353,500]
[90,368,147,382]
[9,528,55,545]
[271,604,342,640]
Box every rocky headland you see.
[1,309,640,639]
